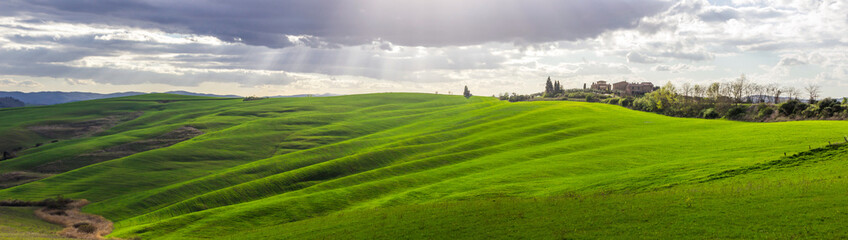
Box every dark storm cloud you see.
[6,0,670,48]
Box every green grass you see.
[0,207,70,240]
[233,144,848,239]
[1,93,847,239]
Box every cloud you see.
[64,78,96,85]
[570,62,633,76]
[8,0,670,48]
[0,0,847,98]
[698,6,741,22]
[0,78,42,87]
[626,52,661,64]
[651,64,713,73]
[777,57,807,66]
[659,49,715,62]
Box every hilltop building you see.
[613,81,654,96]
[590,81,611,91]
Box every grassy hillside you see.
[0,207,71,239]
[235,144,848,239]
[1,93,847,239]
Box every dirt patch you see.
[0,171,50,188]
[34,200,114,240]
[27,112,143,140]
[34,126,203,173]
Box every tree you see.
[647,82,679,112]
[766,84,781,103]
[784,86,798,100]
[681,82,692,102]
[790,88,802,101]
[554,80,563,96]
[692,84,704,101]
[707,82,721,101]
[805,83,820,103]
[749,83,764,103]
[730,74,747,104]
[663,81,677,96]
[544,77,554,97]
[463,85,472,99]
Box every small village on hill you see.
[495,76,846,122]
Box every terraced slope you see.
[1,93,847,239]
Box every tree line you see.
[611,75,845,121]
[498,75,847,122]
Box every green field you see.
[0,207,70,240]
[1,93,847,239]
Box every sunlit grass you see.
[1,93,847,239]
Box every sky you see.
[0,0,846,97]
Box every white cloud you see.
[64,78,96,85]
[652,64,714,73]
[0,1,846,98]
[626,52,661,64]
[0,78,42,87]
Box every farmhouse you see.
[613,81,654,96]
[590,81,611,91]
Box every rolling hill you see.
[0,91,240,106]
[0,97,25,109]
[1,93,847,239]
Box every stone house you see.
[590,81,611,91]
[613,81,654,96]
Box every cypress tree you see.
[463,86,472,99]
[554,80,562,96]
[545,77,554,97]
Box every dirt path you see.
[33,200,114,240]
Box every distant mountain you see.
[0,97,25,108]
[0,91,146,106]
[0,91,242,106]
[162,91,241,98]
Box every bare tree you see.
[757,85,771,102]
[680,82,692,103]
[707,82,721,100]
[730,74,747,104]
[805,83,821,103]
[721,82,734,100]
[784,86,799,100]
[766,84,781,103]
[693,84,703,100]
[745,83,758,103]
[793,88,802,101]
[745,82,759,103]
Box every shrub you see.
[757,104,774,119]
[43,195,72,210]
[725,105,748,120]
[74,222,96,233]
[778,99,807,116]
[818,98,840,109]
[567,92,587,99]
[243,96,266,101]
[701,108,720,119]
[619,97,634,107]
[605,98,620,105]
[585,94,599,102]
[632,98,655,112]
[817,98,843,118]
[801,104,820,118]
